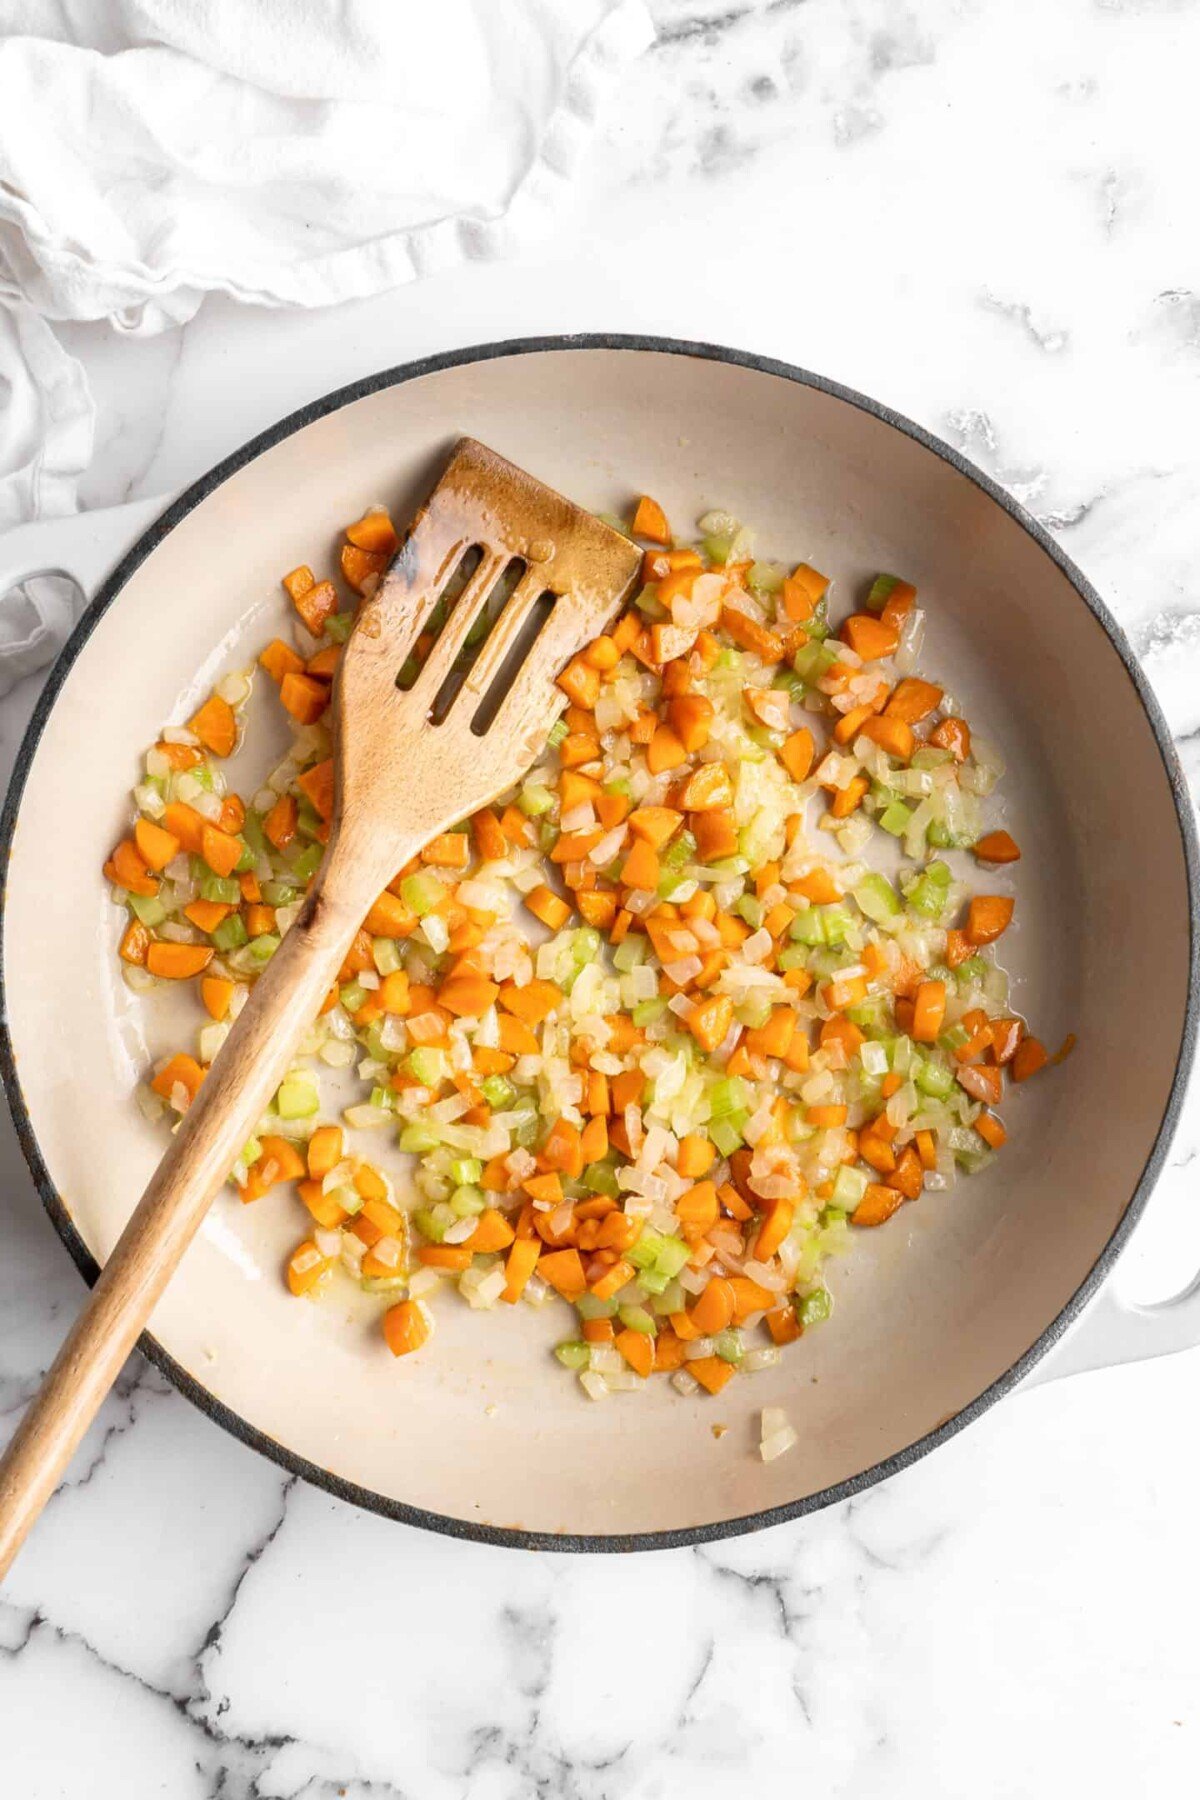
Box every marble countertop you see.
[4,2,1200,1792]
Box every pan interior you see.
[2,343,1190,1542]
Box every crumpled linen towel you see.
[0,0,655,689]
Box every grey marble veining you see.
[4,2,1200,1792]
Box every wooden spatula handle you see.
[0,835,398,1578]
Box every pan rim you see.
[2,331,1196,1553]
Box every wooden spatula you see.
[0,438,640,1575]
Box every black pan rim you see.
[2,331,1196,1554]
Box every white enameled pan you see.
[1,337,1197,1550]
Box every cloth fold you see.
[0,0,656,689]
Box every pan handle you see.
[1026,1273,1200,1385]
[0,495,174,685]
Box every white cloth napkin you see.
[0,0,655,688]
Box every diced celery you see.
[200,873,241,906]
[511,1106,540,1149]
[584,1162,620,1197]
[638,1268,670,1295]
[955,954,988,986]
[400,1122,442,1154]
[262,880,300,908]
[480,1074,515,1110]
[292,843,324,882]
[518,782,555,817]
[128,894,166,927]
[618,1303,657,1335]
[325,611,354,644]
[865,574,901,614]
[400,872,444,916]
[703,531,734,564]
[632,998,667,1027]
[340,980,366,1013]
[789,908,825,946]
[368,1086,394,1113]
[414,1205,449,1243]
[710,1116,745,1156]
[241,1135,262,1167]
[735,894,764,929]
[748,561,786,594]
[634,586,667,620]
[777,943,809,972]
[547,718,569,748]
[277,1075,318,1118]
[735,993,773,1031]
[877,799,913,837]
[212,915,248,953]
[654,1237,691,1279]
[241,811,266,856]
[612,936,645,973]
[627,1230,664,1271]
[451,1156,483,1186]
[538,820,557,857]
[249,933,280,963]
[233,840,256,873]
[821,904,853,946]
[854,873,901,923]
[556,1340,591,1370]
[572,927,601,965]
[576,1293,618,1320]
[831,1165,869,1208]
[654,1278,685,1316]
[407,1046,446,1087]
[846,997,889,1033]
[371,936,403,976]
[661,830,696,872]
[911,747,953,771]
[450,1184,486,1217]
[714,1327,744,1365]
[914,1057,954,1099]
[296,799,323,839]
[799,1287,832,1326]
[709,1075,749,1120]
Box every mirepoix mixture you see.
[106,491,1066,1450]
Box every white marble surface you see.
[4,1,1200,1792]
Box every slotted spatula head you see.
[333,437,641,861]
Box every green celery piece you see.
[632,998,667,1028]
[831,1165,869,1208]
[292,842,324,882]
[638,1268,670,1296]
[914,1057,954,1099]
[877,799,913,837]
[547,718,569,748]
[128,894,166,927]
[200,873,241,906]
[708,1075,748,1120]
[555,1342,591,1370]
[400,872,443,916]
[518,782,555,817]
[249,933,280,963]
[799,1287,832,1326]
[627,1230,664,1272]
[325,611,354,644]
[339,980,366,1014]
[450,1157,483,1186]
[777,944,809,972]
[709,1116,744,1156]
[277,1075,318,1119]
[480,1074,515,1109]
[654,1237,691,1279]
[734,894,764,929]
[789,907,825,947]
[618,1303,657,1335]
[865,574,901,614]
[854,873,901,923]
[576,1293,618,1320]
[820,904,853,946]
[212,915,248,953]
[233,840,256,873]
[399,1122,442,1154]
[584,1163,620,1197]
[241,811,266,856]
[407,1047,446,1087]
[714,1328,744,1365]
[450,1184,486,1217]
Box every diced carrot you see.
[119,919,150,966]
[793,868,841,905]
[642,722,685,776]
[134,817,180,872]
[219,795,246,834]
[631,495,671,543]
[291,578,337,637]
[1012,1036,1049,1082]
[689,1356,735,1395]
[745,1007,796,1060]
[755,1198,794,1260]
[887,1144,924,1201]
[840,614,899,661]
[621,837,660,892]
[944,929,972,969]
[153,739,203,770]
[989,1017,1024,1065]
[146,942,214,979]
[859,714,914,762]
[721,606,784,662]
[501,1236,541,1303]
[766,1305,802,1345]
[779,728,815,783]
[150,1053,206,1101]
[691,1276,736,1335]
[260,639,305,682]
[675,1180,719,1232]
[438,977,500,1023]
[966,895,1014,946]
[911,978,947,1044]
[287,1240,332,1297]
[417,1245,473,1272]
[383,1299,433,1356]
[690,810,739,860]
[462,1208,515,1254]
[303,1125,342,1180]
[184,899,232,934]
[807,1103,848,1128]
[422,832,471,869]
[975,1111,1007,1149]
[200,823,242,878]
[829,776,869,818]
[853,1183,907,1227]
[499,979,562,1025]
[282,565,314,603]
[687,994,733,1053]
[338,542,388,600]
[542,1118,585,1181]
[612,1328,653,1379]
[111,837,158,897]
[297,759,335,821]
[628,806,683,850]
[885,678,943,724]
[666,693,714,754]
[345,509,399,555]
[930,716,971,761]
[364,890,418,937]
[557,656,601,710]
[782,563,829,620]
[974,830,1021,864]
[264,793,298,850]
[675,762,733,812]
[833,703,876,747]
[957,1063,1004,1105]
[537,1248,587,1301]
[590,1258,636,1302]
[189,694,237,758]
[279,672,328,725]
